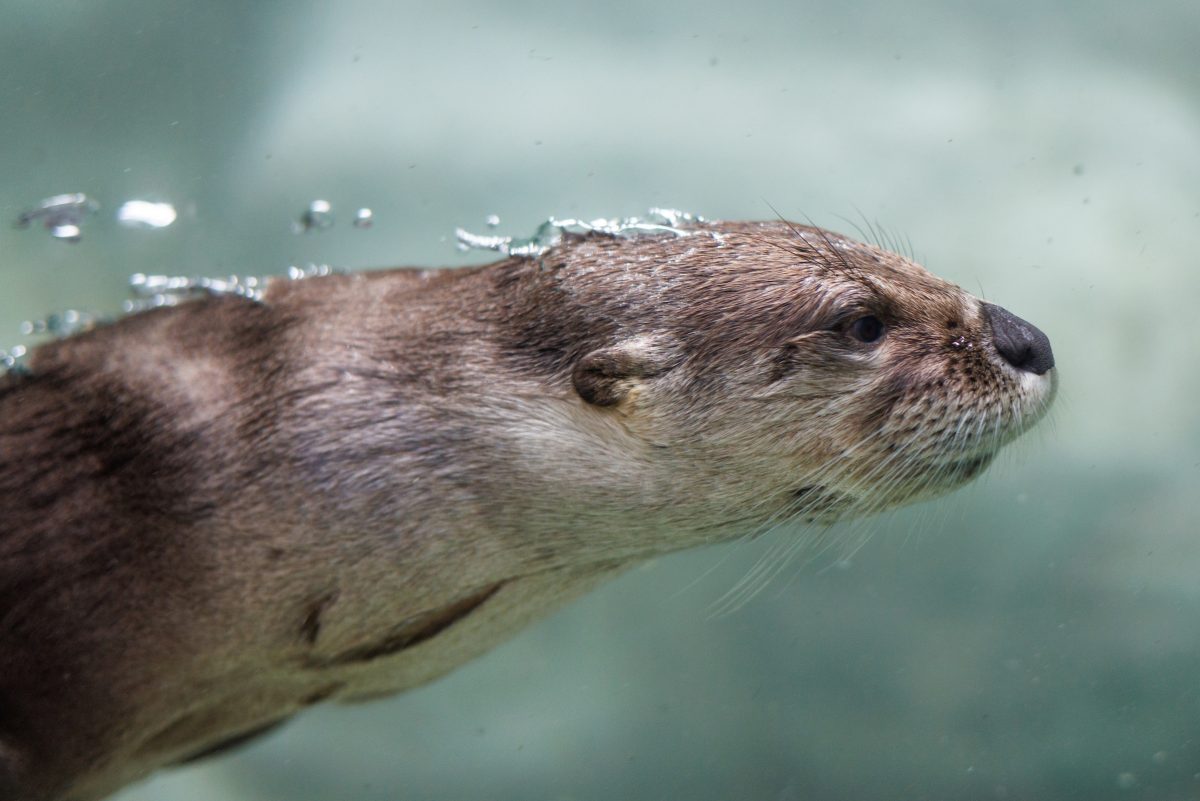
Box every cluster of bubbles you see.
[454,207,708,258]
[14,193,178,243]
[3,309,104,371]
[14,194,375,243]
[1,345,27,372]
[124,263,340,311]
[291,199,374,233]
[15,198,703,254]
[3,206,706,375]
[19,309,104,338]
[15,194,101,242]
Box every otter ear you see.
[572,334,682,407]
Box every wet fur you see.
[0,221,1055,799]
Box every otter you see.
[0,217,1056,800]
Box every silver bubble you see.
[293,199,335,233]
[49,223,82,242]
[16,193,98,243]
[116,200,177,229]
[353,208,374,229]
[1,344,28,374]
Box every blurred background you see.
[2,0,1198,799]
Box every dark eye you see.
[847,315,885,344]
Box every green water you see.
[2,1,1198,799]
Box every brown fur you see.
[0,221,1055,800]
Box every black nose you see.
[981,303,1055,375]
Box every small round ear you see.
[572,334,682,407]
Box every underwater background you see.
[2,0,1198,798]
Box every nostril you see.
[981,303,1055,375]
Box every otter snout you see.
[982,303,1055,375]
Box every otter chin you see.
[0,217,1056,800]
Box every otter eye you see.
[847,315,885,344]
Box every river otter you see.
[0,216,1056,800]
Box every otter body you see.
[0,220,1056,800]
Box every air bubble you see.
[116,200,177,229]
[293,199,335,233]
[15,193,98,243]
[1,345,27,373]
[50,223,82,242]
[352,208,374,229]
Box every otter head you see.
[501,220,1057,537]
